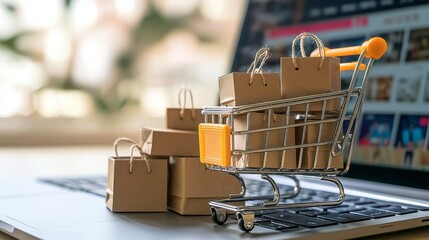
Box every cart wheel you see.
[236,212,254,232]
[211,207,228,225]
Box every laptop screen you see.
[231,0,429,189]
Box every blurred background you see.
[0,0,245,146]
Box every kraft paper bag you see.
[219,47,281,107]
[106,138,168,212]
[281,32,340,113]
[167,87,205,131]
[295,120,343,169]
[141,127,199,157]
[168,157,241,215]
[233,112,296,169]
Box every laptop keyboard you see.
[39,176,429,231]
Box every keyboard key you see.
[352,209,395,219]
[298,209,328,217]
[343,196,360,202]
[395,204,429,211]
[254,217,271,223]
[381,206,418,215]
[363,203,391,209]
[318,213,370,223]
[265,212,337,228]
[354,200,376,205]
[254,209,283,216]
[256,221,298,231]
[328,206,366,213]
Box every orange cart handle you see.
[311,37,387,60]
[340,62,366,71]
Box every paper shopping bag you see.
[106,138,168,212]
[233,112,296,169]
[140,127,199,157]
[295,120,343,169]
[219,47,281,106]
[168,157,241,215]
[281,32,340,113]
[167,87,205,131]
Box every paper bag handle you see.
[113,137,151,174]
[178,86,196,120]
[291,32,326,70]
[129,144,151,174]
[246,47,271,86]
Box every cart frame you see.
[200,37,387,232]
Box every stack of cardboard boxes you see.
[107,89,240,215]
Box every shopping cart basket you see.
[198,37,387,232]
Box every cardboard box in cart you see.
[168,157,241,215]
[234,112,296,169]
[296,120,343,169]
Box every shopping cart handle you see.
[340,62,366,71]
[310,37,387,60]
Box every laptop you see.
[1,0,429,239]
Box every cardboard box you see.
[168,157,241,215]
[106,156,168,212]
[234,112,296,169]
[166,108,205,131]
[296,120,343,169]
[298,147,343,169]
[281,57,340,113]
[219,72,281,107]
[141,128,199,157]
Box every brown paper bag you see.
[234,112,296,169]
[219,47,281,106]
[106,138,168,212]
[168,157,241,215]
[281,33,340,113]
[166,87,205,131]
[141,127,199,157]
[296,120,343,169]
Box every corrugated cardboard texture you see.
[166,108,205,131]
[281,57,340,112]
[106,156,168,212]
[219,72,281,107]
[141,128,199,157]
[234,112,296,169]
[296,120,343,169]
[168,157,241,215]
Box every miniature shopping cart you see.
[198,37,387,232]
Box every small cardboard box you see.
[296,120,343,169]
[219,72,281,107]
[106,156,168,212]
[141,128,199,157]
[234,112,296,169]
[168,157,241,215]
[281,57,341,113]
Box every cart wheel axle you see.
[236,212,255,232]
[211,207,228,225]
